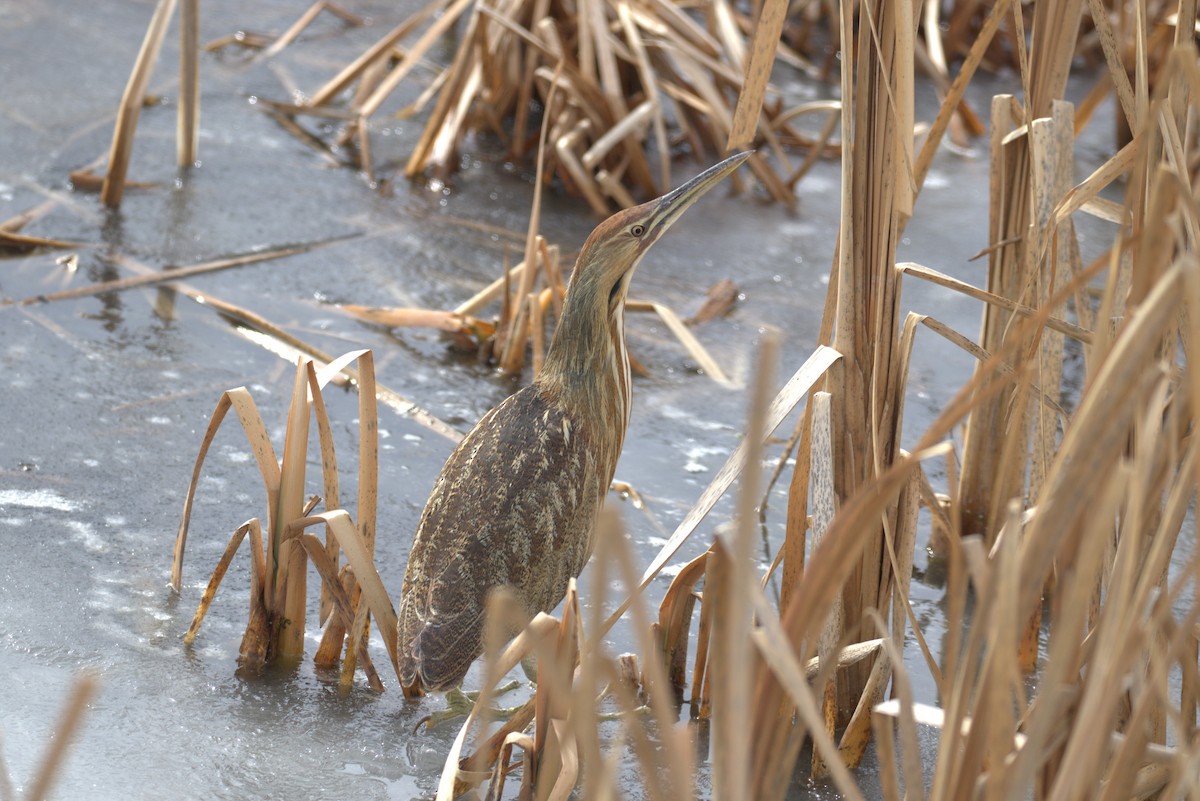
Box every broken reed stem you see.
[19,240,341,306]
[102,0,177,207]
[177,0,199,167]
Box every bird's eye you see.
[630,224,645,237]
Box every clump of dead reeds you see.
[170,350,405,689]
[278,0,840,207]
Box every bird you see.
[398,151,752,698]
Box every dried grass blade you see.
[298,533,384,691]
[1056,138,1139,228]
[338,587,370,690]
[101,0,177,207]
[272,359,313,660]
[581,101,655,171]
[627,299,732,386]
[315,566,355,667]
[171,389,280,592]
[457,698,537,788]
[605,514,695,797]
[727,0,787,151]
[803,639,884,678]
[616,3,669,190]
[658,548,708,691]
[295,511,398,676]
[260,1,326,60]
[1085,0,1137,129]
[692,549,717,717]
[1018,264,1185,623]
[455,260,529,317]
[0,197,58,233]
[339,306,494,338]
[912,0,1011,194]
[500,65,559,371]
[354,351,379,559]
[783,443,949,646]
[22,240,343,306]
[307,0,443,107]
[0,231,90,253]
[543,718,579,801]
[899,262,1093,343]
[184,520,256,644]
[357,0,474,121]
[305,367,341,625]
[714,331,777,799]
[602,344,840,633]
[238,519,271,668]
[808,391,841,777]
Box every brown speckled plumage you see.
[398,152,751,695]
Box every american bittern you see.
[399,151,752,696]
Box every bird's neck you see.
[538,297,632,453]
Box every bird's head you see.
[565,151,754,319]
[539,151,751,417]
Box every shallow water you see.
[0,2,1139,798]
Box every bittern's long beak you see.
[641,151,754,247]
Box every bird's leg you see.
[415,681,525,731]
[609,479,646,508]
[596,706,650,721]
[520,653,538,682]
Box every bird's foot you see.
[415,681,525,731]
[596,704,650,722]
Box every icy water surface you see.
[0,1,1131,799]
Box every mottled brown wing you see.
[398,385,603,691]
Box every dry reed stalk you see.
[957,0,1084,545]
[806,390,840,777]
[177,0,199,167]
[743,142,1125,793]
[812,0,914,735]
[0,231,90,255]
[727,0,787,152]
[656,546,710,697]
[18,239,344,306]
[256,1,365,61]
[339,305,496,348]
[101,0,177,207]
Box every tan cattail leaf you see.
[627,298,732,386]
[183,519,259,645]
[602,344,841,633]
[171,388,280,592]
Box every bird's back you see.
[398,384,608,693]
